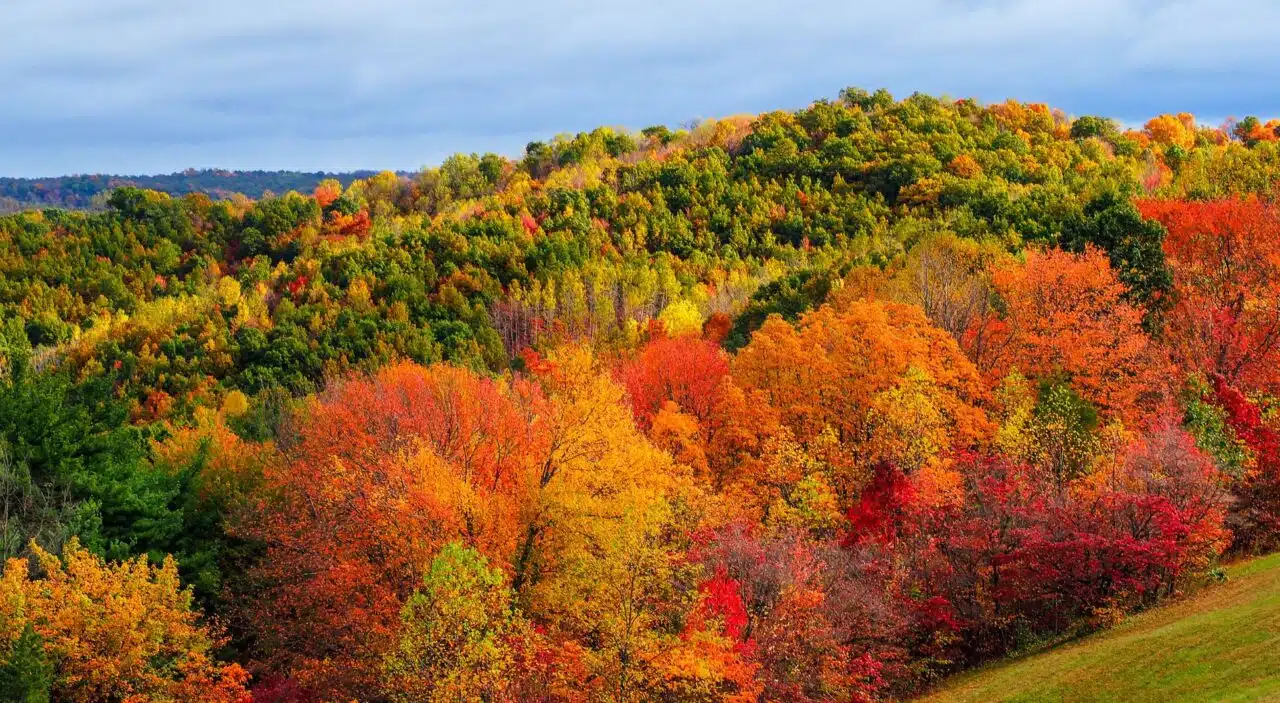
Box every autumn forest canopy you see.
[4,88,1280,701]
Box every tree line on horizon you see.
[0,169,384,213]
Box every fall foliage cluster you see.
[3,89,1280,700]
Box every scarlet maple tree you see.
[1140,197,1280,393]
[616,333,731,431]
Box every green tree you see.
[0,319,31,384]
[382,542,529,702]
[0,626,53,703]
[1070,115,1119,141]
[1063,191,1173,330]
[0,373,180,562]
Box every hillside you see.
[919,553,1280,703]
[4,89,1280,699]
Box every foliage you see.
[382,542,531,702]
[0,626,52,703]
[0,538,249,702]
[1,89,1280,699]
[1140,197,1280,393]
[983,247,1167,425]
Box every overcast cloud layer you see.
[2,0,1277,176]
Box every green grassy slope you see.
[918,553,1280,703]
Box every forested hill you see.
[4,88,1280,700]
[0,168,381,212]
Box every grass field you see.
[917,552,1280,703]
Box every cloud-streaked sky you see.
[3,0,1277,177]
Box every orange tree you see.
[0,538,249,702]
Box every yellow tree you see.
[382,542,533,702]
[508,345,679,599]
[1144,114,1197,150]
[866,366,951,473]
[514,345,754,701]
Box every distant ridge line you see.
[0,168,408,212]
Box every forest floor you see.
[917,551,1280,702]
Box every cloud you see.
[1,0,1276,176]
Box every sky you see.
[2,0,1278,177]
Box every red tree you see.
[616,334,731,430]
[234,363,533,694]
[1211,375,1280,552]
[1140,197,1280,392]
